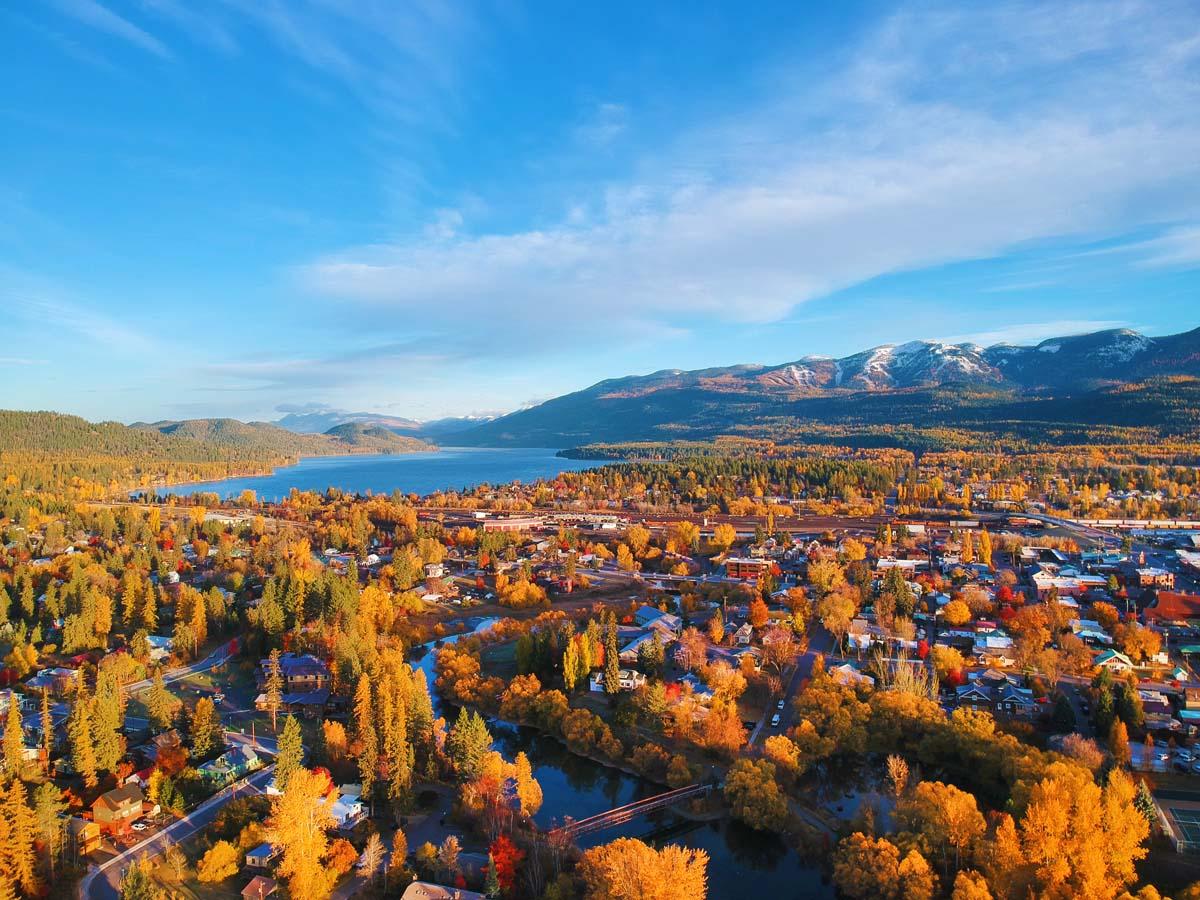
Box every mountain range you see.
[132,418,432,455]
[450,325,1200,448]
[274,407,494,440]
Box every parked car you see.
[131,822,148,832]
[770,714,781,727]
[776,700,785,710]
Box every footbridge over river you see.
[549,783,714,840]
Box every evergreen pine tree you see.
[484,853,501,898]
[140,584,158,631]
[147,670,176,731]
[3,778,39,895]
[265,649,283,732]
[276,715,303,793]
[604,612,621,695]
[68,683,98,788]
[92,671,124,773]
[40,692,52,771]
[3,699,24,776]
[447,708,491,781]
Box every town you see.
[2,443,1200,900]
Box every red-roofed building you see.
[1143,592,1200,624]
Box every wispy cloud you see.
[1134,225,1200,269]
[939,320,1131,347]
[574,102,628,148]
[200,338,479,391]
[0,268,154,354]
[51,0,172,58]
[140,0,237,54]
[300,0,1200,344]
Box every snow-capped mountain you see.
[454,324,1200,446]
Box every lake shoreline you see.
[139,446,598,501]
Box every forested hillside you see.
[0,411,432,507]
[466,377,1200,453]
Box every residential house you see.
[242,875,279,900]
[876,557,920,575]
[1094,649,1134,672]
[259,653,330,693]
[246,842,278,870]
[589,669,647,693]
[400,883,486,900]
[677,672,716,704]
[733,623,754,646]
[955,670,1036,718]
[145,635,173,662]
[617,631,669,666]
[331,791,365,829]
[198,746,260,787]
[25,667,78,696]
[1070,619,1113,647]
[634,606,682,637]
[92,784,145,832]
[68,817,101,857]
[829,663,875,688]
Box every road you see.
[79,762,275,900]
[124,642,237,696]
[750,618,834,745]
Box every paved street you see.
[79,762,275,900]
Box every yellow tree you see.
[711,524,736,552]
[514,751,542,818]
[578,837,708,900]
[1018,765,1148,898]
[197,840,240,882]
[952,869,993,900]
[833,833,902,898]
[897,780,985,871]
[269,767,336,900]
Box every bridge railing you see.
[549,783,713,839]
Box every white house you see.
[589,669,647,693]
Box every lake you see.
[157,447,600,500]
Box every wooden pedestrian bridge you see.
[548,783,714,840]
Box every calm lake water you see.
[159,447,599,500]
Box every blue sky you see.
[2,0,1199,423]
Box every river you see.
[155,447,600,501]
[414,620,833,898]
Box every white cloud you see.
[52,0,171,58]
[939,320,1130,347]
[299,0,1200,343]
[0,268,155,354]
[574,102,628,148]
[1134,225,1200,269]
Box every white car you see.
[131,822,148,832]
[213,692,226,703]
[776,700,786,710]
[770,714,781,728]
